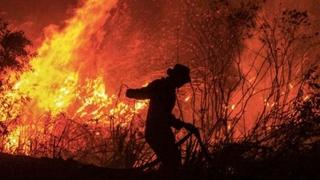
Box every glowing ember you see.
[184,96,191,102]
[303,95,310,101]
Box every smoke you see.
[0,0,78,45]
[265,0,320,34]
[97,0,183,90]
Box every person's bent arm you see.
[169,114,185,130]
[169,114,197,133]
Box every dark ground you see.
[1,151,320,180]
[0,153,208,180]
[0,153,146,180]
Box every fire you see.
[4,125,31,155]
[1,0,148,155]
[14,0,118,114]
[4,127,21,152]
[73,77,114,120]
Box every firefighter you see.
[126,64,197,177]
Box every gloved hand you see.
[184,122,198,134]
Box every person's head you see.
[167,64,191,88]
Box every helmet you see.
[167,64,191,83]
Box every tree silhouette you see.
[0,19,31,85]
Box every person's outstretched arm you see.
[126,87,150,100]
[126,81,157,100]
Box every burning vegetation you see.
[0,0,148,166]
[0,0,319,179]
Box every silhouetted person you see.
[126,64,196,178]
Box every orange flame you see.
[14,0,118,114]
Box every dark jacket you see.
[126,78,184,139]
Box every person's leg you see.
[160,139,181,177]
[147,130,181,179]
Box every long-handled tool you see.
[193,129,213,165]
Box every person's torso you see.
[146,78,176,130]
